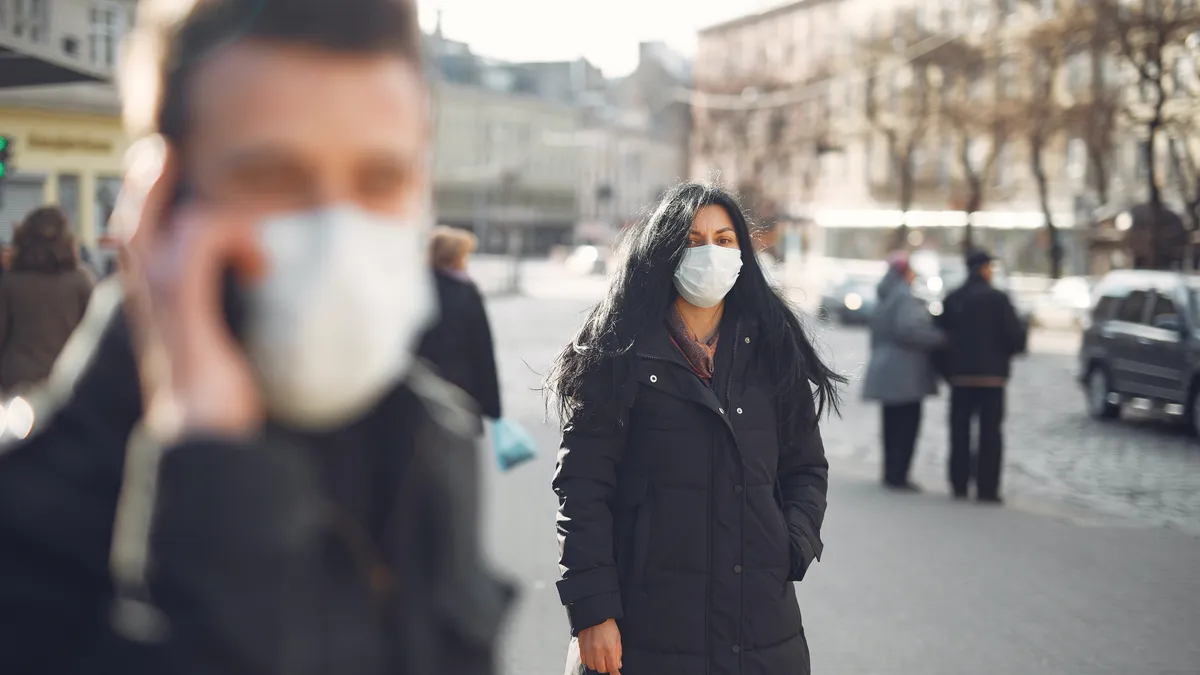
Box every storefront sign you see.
[27,134,115,154]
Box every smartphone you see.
[171,178,249,343]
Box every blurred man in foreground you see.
[0,0,510,673]
[936,250,1026,504]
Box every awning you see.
[0,47,107,89]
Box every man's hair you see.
[120,0,424,142]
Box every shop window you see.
[90,1,127,68]
[57,174,81,232]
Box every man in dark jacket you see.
[935,250,1026,503]
[0,0,511,673]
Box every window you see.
[14,0,49,42]
[1115,290,1150,323]
[1148,291,1179,326]
[90,1,127,68]
[1092,295,1121,322]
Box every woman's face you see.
[687,205,740,251]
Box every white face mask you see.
[673,244,743,308]
[243,205,438,431]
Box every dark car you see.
[1078,270,1200,436]
[817,272,881,324]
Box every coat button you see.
[733,564,743,574]
[736,407,743,415]
[731,645,741,654]
[734,485,743,493]
[744,337,750,344]
[719,407,725,414]
[649,375,657,383]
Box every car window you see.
[1092,295,1121,322]
[1115,290,1150,324]
[1148,291,1179,326]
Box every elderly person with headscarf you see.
[862,252,945,492]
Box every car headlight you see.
[844,293,863,311]
[928,301,944,316]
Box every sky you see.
[417,0,774,77]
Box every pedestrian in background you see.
[0,0,512,672]
[935,249,1026,504]
[0,206,94,395]
[549,182,842,675]
[417,225,502,431]
[863,252,944,492]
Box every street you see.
[477,286,1200,675]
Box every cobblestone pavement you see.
[816,321,1200,535]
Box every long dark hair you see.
[11,206,80,274]
[547,182,843,434]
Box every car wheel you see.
[1086,367,1121,420]
[1190,383,1200,438]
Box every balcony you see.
[0,0,132,89]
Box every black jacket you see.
[0,280,511,675]
[936,276,1026,381]
[417,271,502,422]
[553,311,827,675]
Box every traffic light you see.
[0,136,11,180]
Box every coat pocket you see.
[615,479,653,588]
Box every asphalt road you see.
[478,290,1200,675]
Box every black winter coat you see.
[0,280,512,675]
[936,276,1026,381]
[554,311,828,675]
[417,271,502,423]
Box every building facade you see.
[0,0,133,244]
[689,0,1186,274]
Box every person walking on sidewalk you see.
[548,182,843,675]
[418,226,502,433]
[862,253,944,492]
[935,250,1026,504]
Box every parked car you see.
[1078,270,1200,436]
[1032,276,1095,331]
[817,271,881,324]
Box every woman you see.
[548,183,842,675]
[0,206,94,394]
[862,253,945,492]
[416,225,502,429]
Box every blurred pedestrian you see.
[0,206,94,395]
[863,252,944,492]
[548,182,843,675]
[0,0,511,673]
[935,249,1026,504]
[417,226,502,431]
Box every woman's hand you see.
[115,137,267,441]
[578,618,623,674]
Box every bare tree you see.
[860,9,941,249]
[1019,19,1071,278]
[938,36,1015,254]
[1092,0,1200,268]
[1166,124,1200,269]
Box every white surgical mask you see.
[673,244,743,308]
[243,205,438,430]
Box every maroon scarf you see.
[666,306,719,381]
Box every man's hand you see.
[114,137,267,441]
[578,618,622,675]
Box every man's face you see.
[182,42,430,222]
